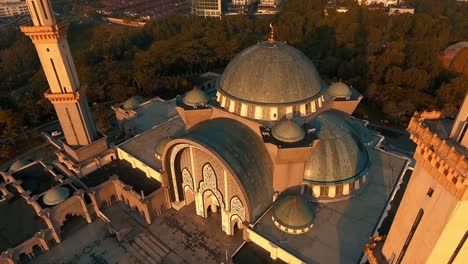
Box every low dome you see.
[155,137,173,160]
[272,195,314,234]
[43,186,70,206]
[219,41,325,105]
[183,87,209,107]
[304,110,369,184]
[9,159,32,172]
[327,82,352,98]
[123,96,144,110]
[271,119,305,143]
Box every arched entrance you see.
[60,214,86,239]
[230,214,243,235]
[203,189,221,218]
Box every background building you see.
[0,0,28,17]
[192,0,222,17]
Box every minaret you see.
[20,0,97,146]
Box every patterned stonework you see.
[169,143,190,201]
[182,168,194,190]
[230,196,245,222]
[199,164,225,208]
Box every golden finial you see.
[268,22,275,43]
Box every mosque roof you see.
[154,136,174,159]
[272,195,314,231]
[43,186,70,206]
[327,82,352,98]
[183,118,273,221]
[9,159,32,172]
[183,87,209,107]
[271,119,305,143]
[304,110,370,184]
[219,40,325,106]
[123,96,144,110]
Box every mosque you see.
[5,0,463,263]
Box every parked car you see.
[51,130,62,137]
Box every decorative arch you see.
[199,163,225,209]
[182,168,194,190]
[163,140,253,221]
[230,214,243,235]
[230,196,245,222]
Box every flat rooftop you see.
[0,190,47,252]
[251,148,407,264]
[11,162,58,195]
[125,98,179,132]
[118,117,186,170]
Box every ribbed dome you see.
[183,87,209,107]
[219,41,325,105]
[327,82,352,98]
[271,119,305,143]
[272,195,314,232]
[154,137,173,159]
[43,186,70,206]
[304,110,369,184]
[9,159,32,172]
[123,96,144,110]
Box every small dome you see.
[183,87,209,107]
[327,82,352,98]
[123,96,144,110]
[271,119,305,143]
[9,159,32,172]
[272,195,314,234]
[304,110,369,184]
[219,41,325,105]
[155,137,173,160]
[43,186,70,206]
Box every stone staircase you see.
[124,233,181,264]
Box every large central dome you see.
[219,41,325,105]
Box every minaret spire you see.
[20,0,97,146]
[26,0,56,26]
[268,23,275,43]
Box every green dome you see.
[43,186,70,206]
[9,159,32,172]
[304,110,369,184]
[271,119,305,143]
[327,82,352,98]
[154,137,173,159]
[272,195,314,231]
[219,41,325,105]
[123,96,144,110]
[183,87,209,107]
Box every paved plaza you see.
[148,204,244,264]
[31,201,243,264]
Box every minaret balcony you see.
[44,90,80,103]
[20,21,69,43]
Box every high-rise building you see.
[367,93,468,263]
[192,0,222,17]
[20,0,109,173]
[0,0,28,17]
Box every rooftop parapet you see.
[407,111,468,200]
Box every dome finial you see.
[268,22,275,43]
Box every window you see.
[448,230,468,264]
[320,186,328,196]
[457,121,467,144]
[426,188,434,198]
[336,185,343,195]
[396,209,424,264]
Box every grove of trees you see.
[0,0,467,150]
